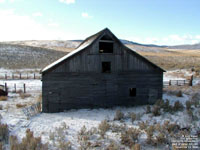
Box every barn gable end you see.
[42,28,165,113]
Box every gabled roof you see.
[42,28,165,73]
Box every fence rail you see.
[0,73,41,80]
[1,82,41,93]
[163,80,192,87]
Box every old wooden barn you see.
[41,28,165,113]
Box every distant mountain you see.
[120,39,167,48]
[166,43,200,50]
[121,39,200,50]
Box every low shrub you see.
[132,143,140,150]
[155,132,167,145]
[152,106,161,116]
[173,101,184,112]
[155,99,165,108]
[106,141,120,150]
[186,101,191,110]
[145,125,155,145]
[77,126,92,149]
[162,120,180,134]
[120,128,141,148]
[130,112,136,124]
[110,123,126,133]
[146,105,151,114]
[98,120,110,138]
[114,110,124,121]
[57,140,72,150]
[190,93,200,107]
[0,96,7,101]
[0,122,9,143]
[139,121,148,130]
[145,125,154,138]
[176,91,183,97]
[0,142,2,150]
[9,129,48,150]
[16,103,27,108]
[163,99,173,112]
[187,109,194,119]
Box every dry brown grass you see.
[0,96,7,101]
[98,120,110,138]
[9,129,48,150]
[138,50,200,70]
[114,110,124,121]
[0,122,9,143]
[120,127,141,148]
[19,93,31,99]
[16,103,27,108]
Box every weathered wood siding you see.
[42,72,162,112]
[42,31,163,113]
[50,32,158,73]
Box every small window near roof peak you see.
[99,35,114,53]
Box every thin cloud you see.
[0,9,79,41]
[0,0,5,3]
[81,12,93,19]
[0,0,18,3]
[59,0,75,4]
[48,22,59,27]
[32,12,43,17]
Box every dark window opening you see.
[129,88,136,97]
[101,35,112,40]
[102,62,111,73]
[99,42,113,53]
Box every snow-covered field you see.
[0,69,200,150]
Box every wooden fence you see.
[0,73,41,80]
[2,83,41,93]
[163,80,192,87]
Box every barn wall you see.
[42,30,163,113]
[42,72,163,112]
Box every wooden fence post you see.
[5,74,7,80]
[12,74,14,80]
[23,84,26,93]
[5,83,7,92]
[189,75,193,86]
[34,73,35,79]
[20,73,21,79]
[169,80,171,86]
[27,74,28,79]
[14,84,16,93]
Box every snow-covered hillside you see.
[0,44,66,69]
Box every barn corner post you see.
[41,28,165,113]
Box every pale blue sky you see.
[0,0,200,45]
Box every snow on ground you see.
[0,69,200,149]
[163,69,193,81]
[1,91,199,149]
[0,79,41,92]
